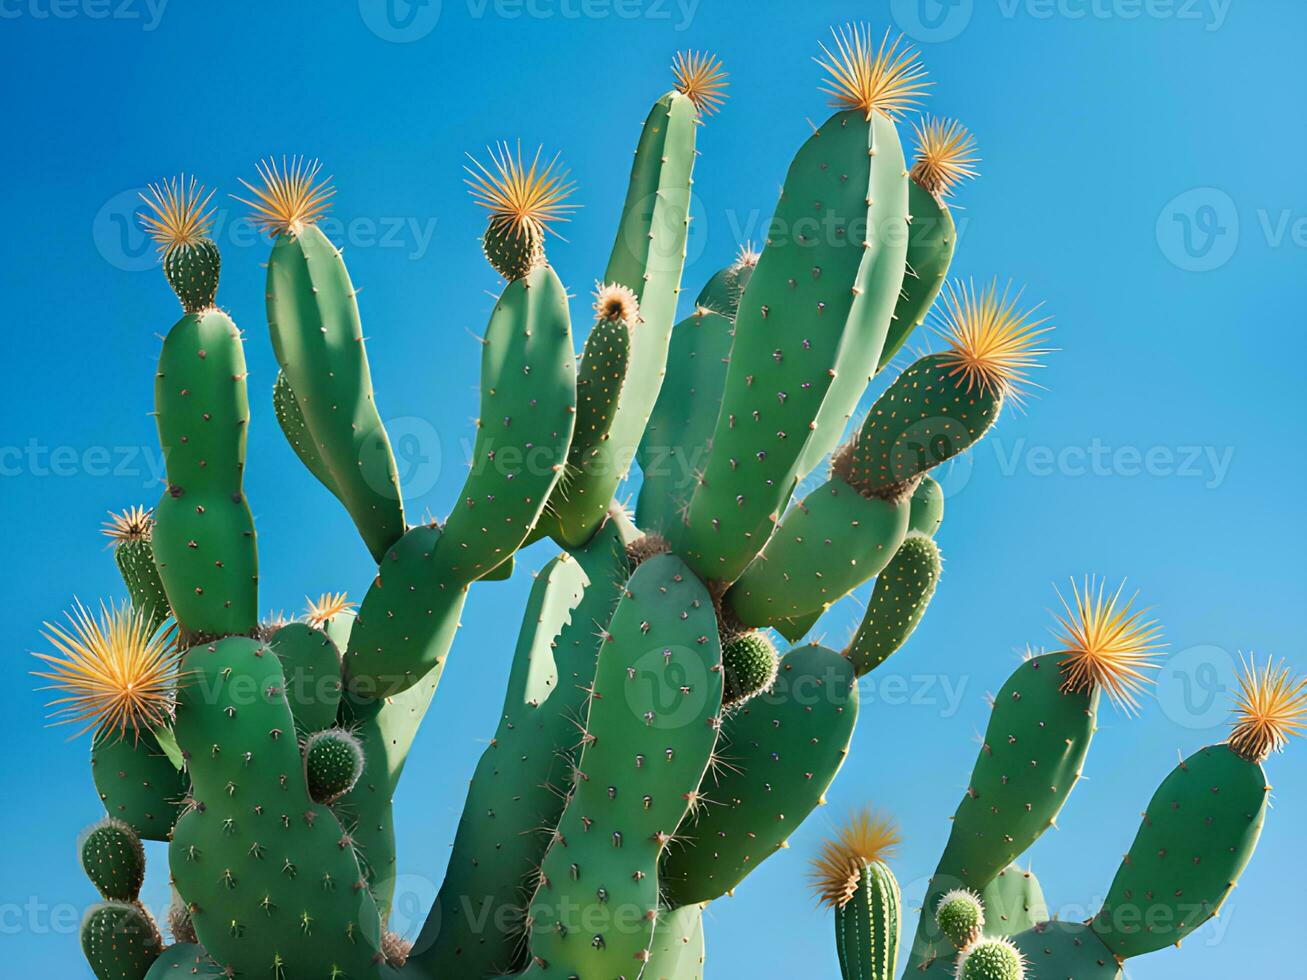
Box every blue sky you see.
[1,1,1304,976]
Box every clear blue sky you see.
[2,1,1304,977]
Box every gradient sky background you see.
[2,1,1304,976]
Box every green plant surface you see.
[836,860,901,980]
[844,532,941,677]
[90,731,188,843]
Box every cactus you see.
[956,938,1025,980]
[812,810,902,980]
[935,889,984,951]
[32,25,1297,980]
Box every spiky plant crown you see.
[593,282,641,325]
[672,50,729,117]
[1227,655,1307,763]
[138,175,216,254]
[910,116,980,198]
[305,591,355,628]
[32,600,180,740]
[101,506,153,547]
[816,24,929,121]
[732,242,760,271]
[236,156,335,237]
[934,278,1054,403]
[1052,577,1164,714]
[465,142,577,243]
[809,808,900,909]
[936,888,985,951]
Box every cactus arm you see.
[268,622,343,734]
[414,516,631,976]
[169,636,387,977]
[905,654,1098,972]
[843,532,941,677]
[661,644,859,906]
[545,91,699,546]
[151,306,258,638]
[637,260,753,538]
[725,479,910,629]
[266,225,406,561]
[525,553,722,975]
[679,108,906,585]
[272,369,345,503]
[877,179,956,372]
[645,903,707,980]
[89,732,188,842]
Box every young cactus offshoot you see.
[935,888,985,951]
[956,937,1026,980]
[466,141,577,280]
[811,809,902,980]
[138,175,220,313]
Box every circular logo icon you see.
[93,187,156,272]
[1156,644,1235,731]
[623,644,712,730]
[359,0,442,43]
[891,0,975,43]
[380,416,443,500]
[1156,187,1239,272]
[383,872,439,941]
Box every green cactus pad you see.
[721,631,779,708]
[726,479,910,628]
[878,179,956,371]
[525,553,722,975]
[80,901,163,980]
[908,474,945,537]
[680,108,906,585]
[637,257,756,537]
[170,635,386,977]
[837,352,1001,501]
[835,860,900,980]
[80,818,146,903]
[907,653,1097,971]
[1091,743,1269,959]
[162,239,221,314]
[844,532,941,677]
[151,306,258,638]
[547,90,698,546]
[417,519,632,977]
[303,727,365,804]
[343,522,467,700]
[566,313,631,478]
[272,369,344,504]
[266,223,406,562]
[270,621,343,733]
[482,218,544,280]
[91,730,188,842]
[1010,921,1120,980]
[646,903,706,980]
[661,644,858,906]
[439,262,576,583]
[142,943,225,979]
[935,888,984,951]
[980,865,1048,939]
[957,937,1026,980]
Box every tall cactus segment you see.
[169,635,387,978]
[242,157,406,564]
[1091,657,1305,958]
[545,55,714,546]
[103,508,171,633]
[811,810,902,980]
[661,644,859,906]
[525,554,723,975]
[416,515,633,977]
[878,118,979,371]
[844,532,941,675]
[140,178,258,638]
[637,250,756,537]
[679,28,924,584]
[906,580,1163,972]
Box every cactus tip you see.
[910,116,980,198]
[934,278,1055,402]
[138,174,216,254]
[593,282,641,325]
[1051,576,1165,714]
[808,807,900,909]
[305,591,355,628]
[671,50,729,117]
[815,23,930,121]
[1228,655,1307,763]
[101,506,154,546]
[465,141,578,240]
[235,156,335,237]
